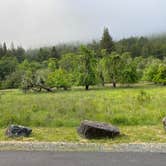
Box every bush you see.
[153,64,166,85]
[142,60,166,86]
[1,71,22,89]
[47,69,73,90]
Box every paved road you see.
[0,152,166,166]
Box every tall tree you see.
[104,52,122,88]
[79,46,97,90]
[100,27,114,54]
[3,42,7,56]
[15,46,25,62]
[37,48,50,62]
[0,44,3,58]
[120,53,138,85]
[51,46,60,59]
[97,58,105,86]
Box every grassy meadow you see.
[0,84,166,143]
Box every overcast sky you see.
[0,0,166,48]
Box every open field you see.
[0,85,166,127]
[0,84,166,143]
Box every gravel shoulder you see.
[1,142,166,152]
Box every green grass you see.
[1,125,166,144]
[0,84,166,127]
[0,84,166,143]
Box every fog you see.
[0,0,166,48]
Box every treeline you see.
[116,35,166,59]
[0,28,166,91]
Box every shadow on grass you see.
[1,82,165,95]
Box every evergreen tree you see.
[51,46,60,59]
[3,42,7,56]
[100,27,114,54]
[37,48,50,62]
[0,44,3,58]
[15,46,25,62]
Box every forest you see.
[0,28,166,91]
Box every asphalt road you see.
[0,152,166,166]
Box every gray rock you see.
[5,125,32,137]
[77,120,120,139]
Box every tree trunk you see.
[113,81,116,88]
[100,73,105,87]
[101,77,105,87]
[85,85,89,90]
[39,84,53,92]
[63,86,68,90]
[35,84,53,92]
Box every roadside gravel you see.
[1,142,166,152]
[110,143,166,152]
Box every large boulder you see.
[5,125,32,137]
[77,120,120,139]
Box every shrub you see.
[47,69,73,90]
[153,64,166,85]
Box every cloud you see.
[0,0,166,48]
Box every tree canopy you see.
[0,28,166,90]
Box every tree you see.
[37,48,50,62]
[0,56,18,81]
[104,52,122,88]
[100,27,114,54]
[47,58,58,71]
[0,44,3,58]
[2,42,7,56]
[143,61,160,82]
[15,46,25,62]
[120,53,138,85]
[1,71,22,89]
[96,57,105,86]
[87,40,101,58]
[47,69,72,90]
[96,49,110,86]
[133,56,151,80]
[79,46,97,90]
[18,60,52,92]
[59,53,79,72]
[153,64,166,85]
[50,46,60,59]
[59,53,80,85]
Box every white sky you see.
[0,0,166,48]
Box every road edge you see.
[0,142,166,152]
